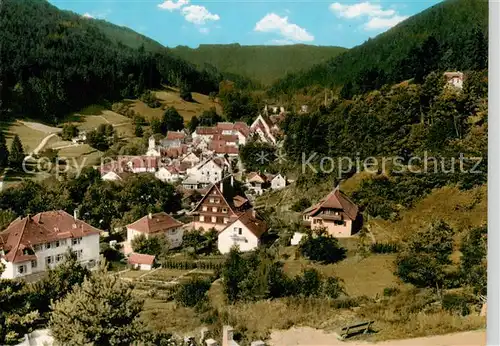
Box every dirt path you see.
[24,133,58,160]
[268,327,486,346]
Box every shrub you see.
[175,277,212,307]
[442,293,471,316]
[180,85,193,102]
[298,229,347,264]
[140,91,161,108]
[323,276,346,299]
[370,242,399,254]
[291,198,311,212]
[383,287,400,297]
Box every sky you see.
[48,0,443,49]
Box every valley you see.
[0,0,489,345]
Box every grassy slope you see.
[169,44,347,86]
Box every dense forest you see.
[0,0,224,123]
[169,44,347,86]
[269,0,487,97]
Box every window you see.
[209,198,214,203]
[55,241,60,247]
[212,207,217,212]
[34,244,42,252]
[215,198,220,204]
[55,254,64,263]
[31,260,37,269]
[238,228,243,235]
[60,239,66,246]
[202,206,208,212]
[18,265,27,274]
[222,208,228,213]
[46,256,54,266]
[46,242,51,250]
[72,237,82,246]
[199,215,205,222]
[223,217,229,224]
[211,216,216,223]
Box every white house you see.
[127,253,155,270]
[290,232,306,246]
[217,210,267,254]
[126,212,184,252]
[155,166,182,183]
[185,156,228,186]
[270,174,287,190]
[0,210,101,280]
[250,115,278,145]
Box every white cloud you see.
[157,0,189,11]
[329,2,407,31]
[254,13,314,43]
[82,13,94,19]
[329,2,395,18]
[364,15,407,30]
[181,5,220,25]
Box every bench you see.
[337,321,374,340]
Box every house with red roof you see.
[250,114,279,145]
[126,212,184,252]
[127,253,156,270]
[217,209,267,254]
[0,210,101,279]
[302,186,360,237]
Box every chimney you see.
[148,212,153,219]
[74,209,79,220]
[222,326,234,346]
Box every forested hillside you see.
[169,44,347,86]
[269,0,487,96]
[0,0,222,123]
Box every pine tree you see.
[50,263,144,346]
[0,132,9,169]
[8,135,24,170]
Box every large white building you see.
[126,212,184,251]
[0,210,101,280]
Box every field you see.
[130,87,222,123]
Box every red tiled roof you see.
[216,122,235,131]
[247,172,267,183]
[212,134,239,143]
[117,156,159,170]
[0,211,101,264]
[303,187,359,221]
[196,127,220,135]
[166,131,186,141]
[128,253,155,266]
[221,209,267,238]
[209,141,239,154]
[126,212,183,234]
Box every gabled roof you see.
[128,253,155,266]
[0,211,101,263]
[166,131,186,141]
[247,172,267,184]
[220,210,267,238]
[191,175,249,215]
[303,187,359,220]
[126,212,183,234]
